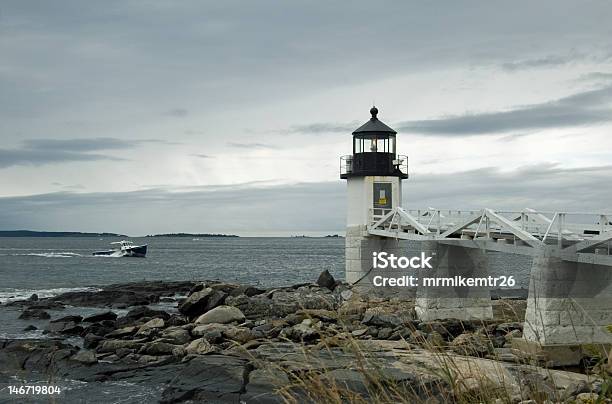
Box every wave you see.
[0,286,100,304]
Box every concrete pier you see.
[345,225,411,296]
[515,246,612,365]
[415,241,493,321]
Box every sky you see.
[1,0,612,236]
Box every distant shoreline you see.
[0,230,126,238]
[0,230,239,238]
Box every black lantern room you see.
[340,107,408,179]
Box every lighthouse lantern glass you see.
[353,135,395,154]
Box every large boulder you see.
[179,288,228,318]
[195,306,245,325]
[316,269,336,290]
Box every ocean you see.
[0,236,532,304]
[0,236,532,402]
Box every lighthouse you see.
[341,107,409,288]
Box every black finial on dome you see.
[370,106,378,120]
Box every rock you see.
[222,326,254,344]
[28,294,38,301]
[83,323,115,337]
[178,288,227,318]
[283,322,319,342]
[378,327,393,339]
[188,283,205,296]
[138,318,165,333]
[191,324,226,343]
[226,287,339,320]
[83,333,105,349]
[166,314,188,327]
[139,340,180,356]
[450,333,491,356]
[340,290,353,300]
[361,308,402,328]
[19,309,50,320]
[160,328,191,345]
[83,311,117,322]
[194,305,245,325]
[105,326,138,338]
[71,350,97,365]
[562,380,590,400]
[45,321,83,335]
[185,338,215,355]
[179,288,213,317]
[160,355,248,402]
[96,339,146,353]
[49,281,195,307]
[23,325,37,332]
[351,328,368,337]
[338,300,368,317]
[122,306,170,322]
[50,315,83,324]
[316,269,336,290]
[229,285,265,297]
[426,331,445,347]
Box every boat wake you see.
[2,252,83,258]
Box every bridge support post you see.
[345,225,411,296]
[514,246,612,365]
[415,241,493,321]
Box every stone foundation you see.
[345,225,412,297]
[519,246,612,364]
[415,242,493,321]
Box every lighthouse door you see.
[373,182,392,210]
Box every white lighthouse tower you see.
[340,107,409,288]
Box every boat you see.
[92,240,147,257]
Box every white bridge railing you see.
[367,207,612,261]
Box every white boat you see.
[92,240,147,257]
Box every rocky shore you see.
[1,271,610,403]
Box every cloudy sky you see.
[1,1,612,235]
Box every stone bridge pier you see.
[513,246,612,365]
[415,241,493,321]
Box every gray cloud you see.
[0,137,178,169]
[278,85,612,137]
[1,164,611,235]
[191,153,213,159]
[0,148,126,169]
[398,84,612,136]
